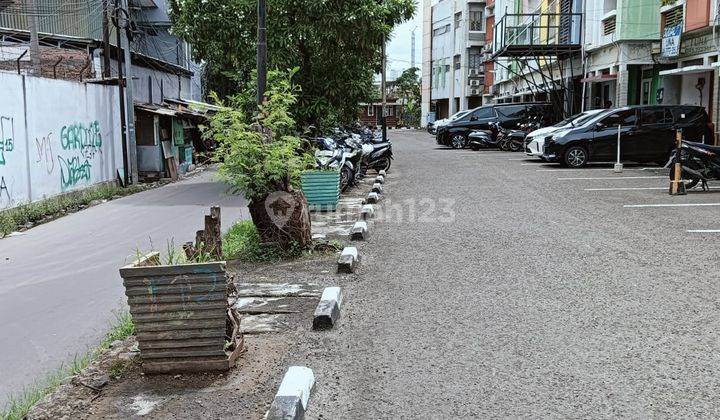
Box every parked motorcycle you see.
[313,137,361,191]
[667,140,720,190]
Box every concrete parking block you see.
[361,204,375,220]
[372,183,383,194]
[351,221,368,240]
[375,175,385,184]
[266,366,315,420]
[379,170,387,177]
[366,192,379,204]
[337,247,359,273]
[313,286,343,329]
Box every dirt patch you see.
[26,253,356,419]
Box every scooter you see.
[667,140,720,190]
[313,137,360,191]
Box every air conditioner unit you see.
[469,68,478,76]
[469,79,481,87]
[470,89,481,95]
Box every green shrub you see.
[222,220,303,262]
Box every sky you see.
[385,1,423,80]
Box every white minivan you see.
[525,109,605,159]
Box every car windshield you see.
[553,110,603,128]
[450,111,470,120]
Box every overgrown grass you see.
[0,312,135,420]
[222,220,304,262]
[0,183,149,237]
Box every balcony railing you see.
[493,12,582,57]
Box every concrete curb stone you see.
[313,287,343,329]
[361,204,375,220]
[351,221,368,240]
[266,366,315,420]
[337,247,359,273]
[366,192,379,204]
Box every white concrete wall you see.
[0,72,123,209]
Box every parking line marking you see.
[538,168,613,172]
[585,187,666,191]
[624,203,720,208]
[687,229,720,233]
[520,163,544,165]
[558,176,666,180]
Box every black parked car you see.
[436,103,557,149]
[543,105,714,167]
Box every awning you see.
[135,103,178,117]
[580,74,617,83]
[660,65,715,76]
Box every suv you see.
[543,105,714,167]
[436,103,557,148]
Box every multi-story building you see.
[421,0,487,125]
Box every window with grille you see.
[454,55,461,70]
[469,9,484,31]
[663,6,683,28]
[603,15,616,35]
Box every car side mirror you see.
[595,122,605,130]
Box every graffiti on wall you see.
[58,121,103,191]
[35,133,55,174]
[0,116,15,166]
[0,176,9,202]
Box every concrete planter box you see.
[119,252,243,374]
[301,170,341,211]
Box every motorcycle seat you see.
[687,141,720,153]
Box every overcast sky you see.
[385,1,423,80]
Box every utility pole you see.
[381,36,388,142]
[120,0,137,183]
[411,26,417,69]
[102,0,111,77]
[114,0,129,187]
[26,0,41,75]
[256,0,267,107]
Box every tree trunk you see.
[248,189,312,249]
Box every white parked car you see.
[525,109,605,159]
[427,110,471,135]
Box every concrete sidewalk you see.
[0,170,248,405]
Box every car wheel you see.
[563,146,588,168]
[450,134,467,149]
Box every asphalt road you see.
[305,130,720,418]
[0,170,247,406]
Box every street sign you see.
[662,24,682,58]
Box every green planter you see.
[301,170,340,211]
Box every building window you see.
[469,6,484,31]
[662,6,684,29]
[387,106,394,117]
[454,55,461,70]
[454,12,462,29]
[367,105,374,117]
[603,15,616,35]
[432,24,451,37]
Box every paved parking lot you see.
[306,130,720,418]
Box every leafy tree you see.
[205,69,314,248]
[394,67,420,127]
[169,0,415,127]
